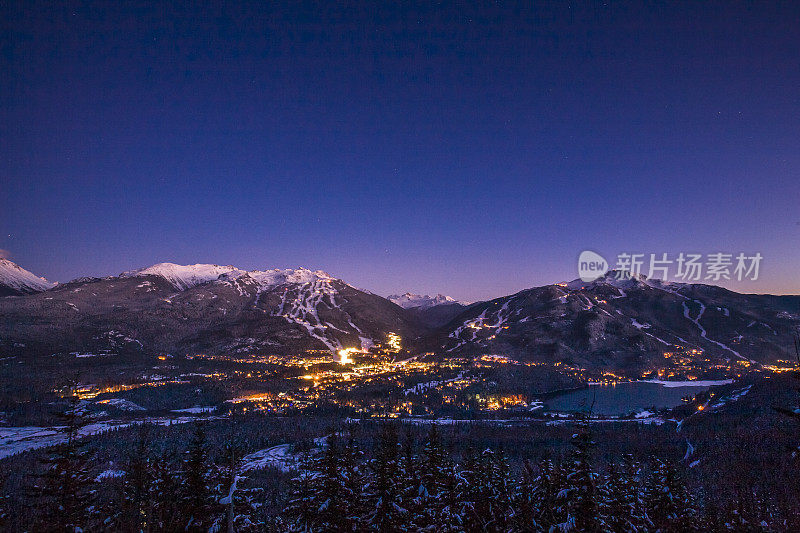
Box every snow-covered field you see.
[240,444,298,473]
[240,435,329,473]
[0,416,218,460]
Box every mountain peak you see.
[0,259,56,295]
[388,292,460,309]
[120,262,242,290]
[565,270,649,290]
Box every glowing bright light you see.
[386,332,402,351]
[337,348,360,364]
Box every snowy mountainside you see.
[0,259,56,296]
[430,271,800,370]
[121,263,242,290]
[2,261,799,371]
[0,262,424,356]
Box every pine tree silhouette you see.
[183,422,212,531]
[365,423,404,532]
[556,412,606,532]
[420,424,459,531]
[148,448,183,531]
[340,425,366,528]
[397,427,422,529]
[28,383,94,532]
[645,457,700,532]
[283,449,318,532]
[118,424,153,532]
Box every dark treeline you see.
[3,416,792,532]
[280,422,785,533]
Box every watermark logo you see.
[577,251,763,283]
[578,250,609,282]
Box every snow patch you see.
[96,398,146,411]
[96,469,125,481]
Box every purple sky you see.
[2,1,799,301]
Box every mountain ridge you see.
[388,292,465,309]
[1,261,798,373]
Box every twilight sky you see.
[2,1,799,301]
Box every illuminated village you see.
[65,330,793,423]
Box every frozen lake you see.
[545,380,730,416]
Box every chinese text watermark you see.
[578,251,762,283]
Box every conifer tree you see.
[532,456,566,530]
[118,424,153,532]
[365,422,404,532]
[183,422,213,531]
[437,461,464,532]
[556,417,606,532]
[397,427,423,530]
[602,459,642,532]
[149,449,183,531]
[458,445,506,532]
[29,384,95,532]
[340,425,366,528]
[316,432,351,531]
[283,450,319,532]
[485,446,514,531]
[218,440,265,533]
[0,468,9,531]
[773,334,800,458]
[455,443,481,531]
[497,446,515,524]
[419,424,459,531]
[217,439,246,533]
[645,458,699,532]
[421,424,447,497]
[622,453,646,529]
[514,459,542,532]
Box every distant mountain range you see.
[388,292,469,328]
[388,292,465,309]
[1,261,798,371]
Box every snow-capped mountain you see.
[2,262,799,373]
[388,292,469,328]
[120,262,340,293]
[427,270,800,370]
[0,262,424,356]
[121,263,241,290]
[388,292,461,309]
[0,259,56,296]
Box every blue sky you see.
[2,1,799,301]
